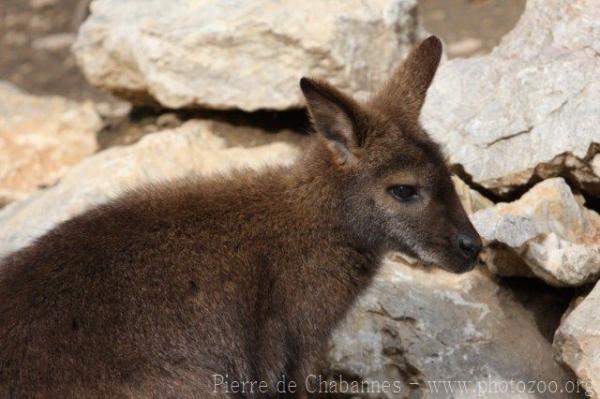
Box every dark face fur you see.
[301,36,482,273]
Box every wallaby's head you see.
[300,36,482,273]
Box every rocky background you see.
[1,0,598,398]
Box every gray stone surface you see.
[472,178,600,286]
[422,0,600,195]
[74,0,419,111]
[328,258,578,398]
[555,282,600,399]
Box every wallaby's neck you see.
[276,143,384,267]
[285,142,383,254]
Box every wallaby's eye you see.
[388,185,418,201]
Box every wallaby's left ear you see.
[371,36,443,120]
[300,77,364,164]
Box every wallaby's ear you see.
[372,36,443,121]
[300,77,363,164]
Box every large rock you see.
[555,282,600,399]
[327,258,578,398]
[0,82,100,206]
[472,178,600,287]
[422,0,600,196]
[0,120,301,256]
[73,0,419,111]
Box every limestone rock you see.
[0,120,301,256]
[554,282,600,399]
[328,258,578,398]
[73,0,419,111]
[0,82,100,206]
[472,178,600,286]
[422,0,600,196]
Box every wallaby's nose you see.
[457,234,482,261]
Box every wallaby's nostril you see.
[458,234,482,259]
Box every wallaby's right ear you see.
[300,77,363,165]
[371,36,443,122]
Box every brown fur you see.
[0,37,481,398]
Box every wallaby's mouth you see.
[405,233,482,274]
[415,255,480,274]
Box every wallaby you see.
[0,36,481,398]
